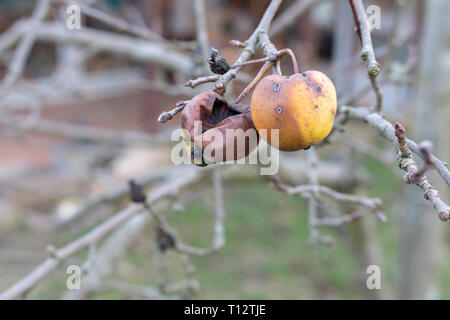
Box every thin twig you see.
[5,22,195,75]
[306,147,331,245]
[258,32,282,75]
[229,39,245,48]
[94,280,178,300]
[0,117,166,145]
[349,0,380,76]
[145,204,224,257]
[394,122,450,221]
[312,210,364,227]
[184,73,253,89]
[157,101,189,123]
[336,133,394,166]
[271,175,386,222]
[231,48,298,74]
[214,0,284,93]
[270,0,326,37]
[0,0,50,98]
[369,75,383,112]
[55,167,177,228]
[193,0,210,71]
[349,0,383,112]
[58,0,173,47]
[212,168,226,249]
[185,75,219,88]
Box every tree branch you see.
[0,0,50,98]
[270,0,326,37]
[58,0,173,46]
[0,168,210,300]
[0,117,167,145]
[271,175,386,222]
[158,0,284,120]
[193,0,210,70]
[394,122,450,221]
[5,22,195,75]
[214,0,284,92]
[349,0,382,112]
[340,105,450,189]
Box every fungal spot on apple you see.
[273,82,280,92]
[305,78,311,86]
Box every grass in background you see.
[27,155,450,299]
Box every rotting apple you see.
[250,70,337,151]
[180,91,258,166]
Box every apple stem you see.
[283,48,299,74]
[232,48,299,104]
[233,61,272,104]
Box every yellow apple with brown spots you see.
[250,70,337,151]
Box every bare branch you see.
[271,175,386,222]
[157,100,190,123]
[184,72,253,89]
[55,167,178,228]
[145,197,225,257]
[212,168,226,249]
[258,32,282,74]
[312,210,364,227]
[62,211,151,299]
[394,122,450,221]
[412,141,436,182]
[58,0,172,45]
[270,0,326,37]
[305,147,330,245]
[160,0,284,123]
[0,117,166,145]
[349,0,383,111]
[0,19,24,54]
[0,0,50,98]
[94,280,178,300]
[135,79,202,97]
[193,0,210,69]
[394,121,412,158]
[369,74,383,112]
[349,0,380,76]
[229,39,245,48]
[7,22,195,75]
[214,0,284,92]
[0,168,211,300]
[185,75,219,88]
[340,105,450,189]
